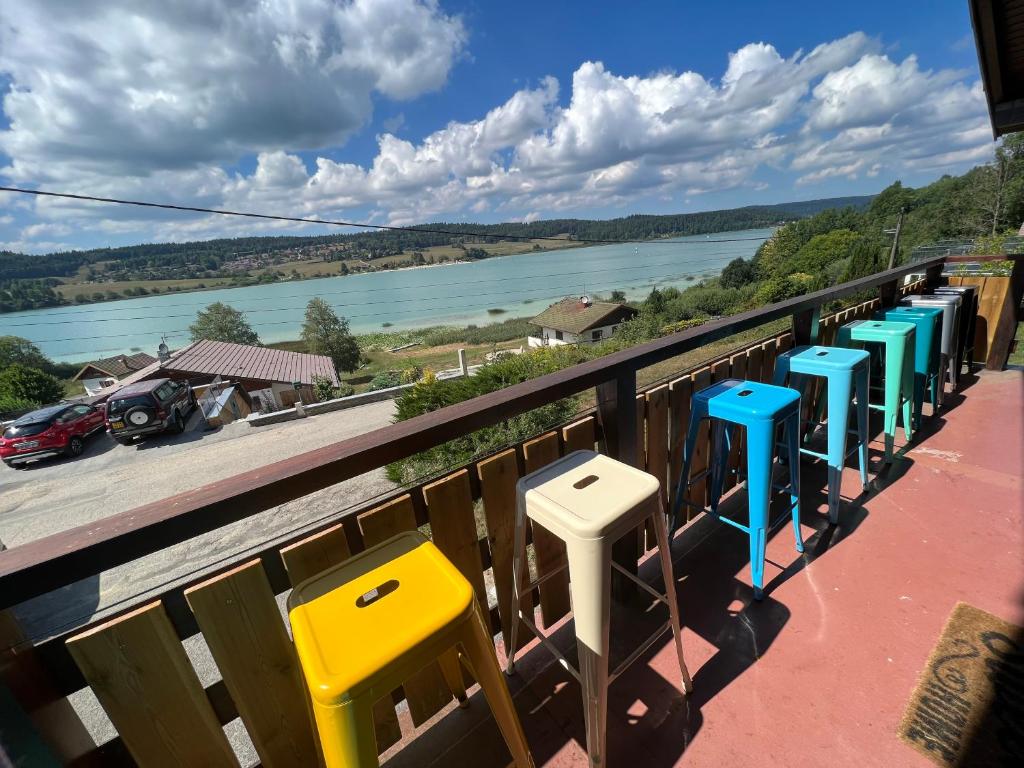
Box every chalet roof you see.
[530,298,637,335]
[72,352,157,381]
[160,340,339,387]
[87,340,338,403]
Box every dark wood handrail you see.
[0,256,945,609]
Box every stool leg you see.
[565,538,612,768]
[900,334,915,442]
[653,500,693,694]
[785,412,804,549]
[506,500,530,675]
[671,409,706,532]
[438,649,468,708]
[881,341,902,463]
[824,371,852,524]
[460,602,535,768]
[745,420,773,600]
[911,371,925,432]
[854,362,870,491]
[931,329,945,409]
[709,420,730,515]
[321,698,379,767]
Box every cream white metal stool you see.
[505,450,692,768]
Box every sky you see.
[0,0,996,253]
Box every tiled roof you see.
[530,298,637,335]
[162,339,339,386]
[73,352,158,380]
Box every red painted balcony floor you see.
[381,368,1024,768]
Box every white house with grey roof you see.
[528,296,637,347]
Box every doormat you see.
[898,602,1023,767]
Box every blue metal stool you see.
[671,379,803,600]
[873,306,944,430]
[772,346,870,524]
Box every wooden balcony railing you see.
[0,256,953,766]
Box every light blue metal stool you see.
[671,379,803,600]
[772,346,870,524]
[873,306,944,430]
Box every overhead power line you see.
[0,185,770,246]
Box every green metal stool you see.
[837,320,916,463]
[873,306,944,430]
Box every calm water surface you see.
[0,228,771,362]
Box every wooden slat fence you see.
[2,288,928,766]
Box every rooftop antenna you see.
[157,336,170,363]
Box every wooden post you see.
[596,369,639,600]
[878,279,899,309]
[0,611,94,764]
[925,261,944,288]
[886,209,904,270]
[791,306,821,348]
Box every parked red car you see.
[0,403,106,468]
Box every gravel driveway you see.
[2,400,399,641]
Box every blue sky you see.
[0,0,994,252]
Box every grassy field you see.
[54,275,238,299]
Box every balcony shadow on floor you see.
[383,375,988,766]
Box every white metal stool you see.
[505,450,692,768]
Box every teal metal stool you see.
[671,379,803,600]
[837,320,916,463]
[873,306,944,430]
[772,346,870,524]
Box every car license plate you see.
[111,421,124,430]
[15,440,38,450]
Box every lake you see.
[0,228,771,363]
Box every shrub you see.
[368,370,404,391]
[0,364,65,406]
[0,394,38,419]
[399,366,423,385]
[753,275,807,306]
[311,375,337,402]
[388,346,587,484]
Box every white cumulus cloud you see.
[0,11,996,249]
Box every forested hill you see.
[0,194,873,282]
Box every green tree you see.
[645,286,665,314]
[0,364,65,406]
[609,290,627,303]
[0,336,50,371]
[189,302,260,345]
[719,257,758,288]
[301,297,360,373]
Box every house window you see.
[591,329,602,341]
[555,330,563,340]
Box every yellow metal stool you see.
[506,450,692,768]
[289,531,535,767]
